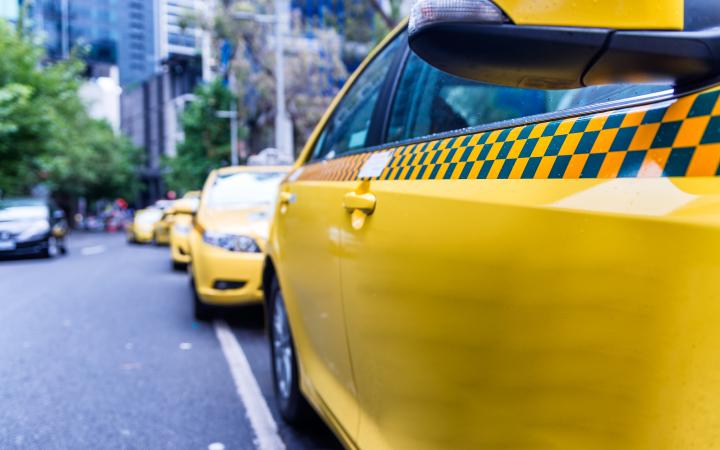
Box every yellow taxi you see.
[126,208,163,244]
[262,1,720,448]
[152,207,175,246]
[169,194,200,270]
[189,166,289,320]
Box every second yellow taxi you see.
[188,166,289,320]
[168,193,200,270]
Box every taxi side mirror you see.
[408,0,720,89]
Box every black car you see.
[0,198,68,258]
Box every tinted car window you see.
[310,37,403,161]
[387,51,673,144]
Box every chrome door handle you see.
[279,192,293,205]
[343,192,376,214]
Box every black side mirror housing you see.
[409,22,720,89]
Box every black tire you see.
[191,277,213,322]
[268,276,312,424]
[41,237,60,259]
[172,260,186,271]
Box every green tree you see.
[163,80,239,193]
[0,21,141,204]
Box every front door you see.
[272,35,404,441]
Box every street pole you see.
[229,69,239,166]
[274,0,293,162]
[233,2,294,162]
[216,104,239,166]
[229,104,239,166]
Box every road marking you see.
[81,245,106,256]
[214,320,286,450]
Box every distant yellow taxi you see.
[189,166,289,320]
[169,192,201,270]
[262,1,720,448]
[153,209,175,246]
[126,208,163,244]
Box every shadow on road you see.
[223,304,265,330]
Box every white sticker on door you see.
[358,150,394,178]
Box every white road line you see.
[214,320,286,450]
[80,245,106,256]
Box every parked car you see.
[188,166,289,320]
[126,208,163,244]
[153,208,176,246]
[169,195,200,271]
[262,1,720,448]
[0,198,68,258]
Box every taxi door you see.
[272,36,404,442]
[335,38,720,450]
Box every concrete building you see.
[79,65,122,133]
[0,0,18,21]
[120,0,215,205]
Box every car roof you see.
[215,165,292,176]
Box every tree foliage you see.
[163,80,238,193]
[213,1,348,155]
[0,21,141,203]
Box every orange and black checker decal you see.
[297,86,720,182]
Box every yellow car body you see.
[153,210,174,246]
[167,192,201,267]
[264,3,720,449]
[170,212,193,264]
[127,208,163,244]
[189,166,289,318]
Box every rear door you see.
[271,35,404,442]
[332,43,720,449]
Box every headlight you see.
[17,220,50,242]
[203,232,260,253]
[174,223,191,235]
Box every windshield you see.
[206,172,286,209]
[0,199,49,222]
[136,209,163,225]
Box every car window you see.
[310,37,403,161]
[387,51,673,144]
[206,172,286,210]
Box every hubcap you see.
[272,292,293,401]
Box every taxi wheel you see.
[269,276,311,424]
[172,261,186,271]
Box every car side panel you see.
[271,180,360,442]
[294,86,720,449]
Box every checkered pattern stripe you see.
[297,87,720,182]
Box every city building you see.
[118,0,157,86]
[31,0,118,65]
[121,0,215,205]
[0,0,18,22]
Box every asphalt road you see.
[0,232,343,450]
